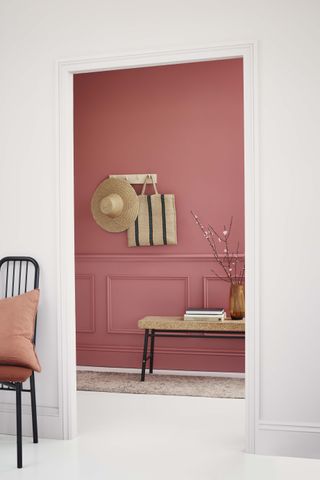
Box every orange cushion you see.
[0,365,32,383]
[0,289,41,372]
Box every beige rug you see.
[77,371,245,399]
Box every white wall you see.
[1,0,320,458]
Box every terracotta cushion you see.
[0,289,41,372]
[0,365,33,383]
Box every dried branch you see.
[191,211,233,281]
[210,267,230,283]
[191,211,244,286]
[234,241,240,279]
[239,266,245,285]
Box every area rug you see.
[77,371,245,399]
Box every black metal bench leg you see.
[149,330,155,374]
[30,372,38,443]
[16,382,22,469]
[141,329,149,381]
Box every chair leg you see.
[16,382,22,469]
[30,372,38,443]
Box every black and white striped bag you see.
[127,177,177,247]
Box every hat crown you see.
[100,193,124,218]
[91,177,139,232]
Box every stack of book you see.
[184,308,226,322]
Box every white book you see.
[183,314,225,322]
[185,309,225,315]
[184,313,224,318]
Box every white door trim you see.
[56,42,259,450]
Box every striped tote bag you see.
[128,177,177,247]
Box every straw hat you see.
[91,178,139,232]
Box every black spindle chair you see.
[0,256,40,468]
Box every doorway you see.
[57,44,258,450]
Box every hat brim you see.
[91,178,139,232]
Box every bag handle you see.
[141,174,159,195]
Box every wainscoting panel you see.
[106,275,190,335]
[75,254,244,372]
[75,274,96,334]
[203,276,231,310]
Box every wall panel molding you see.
[77,344,244,357]
[105,274,190,334]
[203,276,228,307]
[75,273,96,333]
[76,253,244,262]
[203,274,245,307]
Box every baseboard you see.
[258,420,320,434]
[255,426,320,459]
[77,365,245,379]
[0,402,61,439]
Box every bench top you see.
[138,316,245,332]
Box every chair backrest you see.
[0,256,40,341]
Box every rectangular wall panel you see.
[75,274,95,334]
[106,275,189,334]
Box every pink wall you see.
[74,59,244,372]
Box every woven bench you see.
[138,316,245,381]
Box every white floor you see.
[1,392,320,479]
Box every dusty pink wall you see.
[74,59,244,371]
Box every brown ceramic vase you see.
[229,284,245,320]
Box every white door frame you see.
[57,43,259,451]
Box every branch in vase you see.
[210,267,231,283]
[191,211,233,281]
[191,211,244,285]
